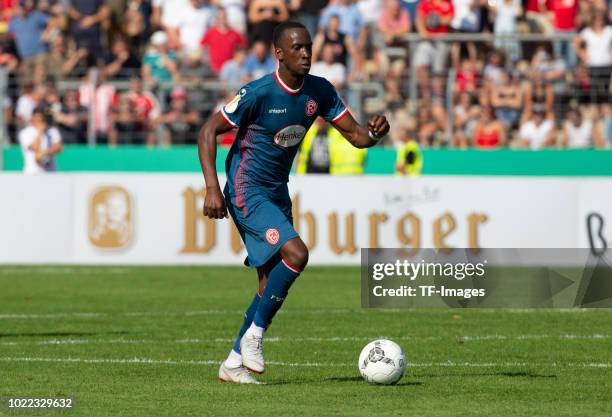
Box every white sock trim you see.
[225,349,242,368]
[247,322,265,338]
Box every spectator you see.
[122,0,152,55]
[18,105,62,174]
[574,9,612,105]
[16,83,46,129]
[357,0,384,26]
[376,0,410,104]
[54,89,88,145]
[40,0,67,46]
[491,0,521,62]
[200,8,247,74]
[243,40,276,81]
[110,93,144,145]
[454,58,478,95]
[216,0,247,34]
[415,104,443,146]
[142,30,180,84]
[8,0,49,86]
[219,46,248,84]
[68,0,110,61]
[287,0,328,37]
[450,0,483,65]
[519,106,556,149]
[490,71,522,128]
[531,46,567,119]
[319,0,366,44]
[61,47,92,79]
[172,0,215,59]
[452,91,480,147]
[124,77,160,145]
[154,86,200,145]
[312,14,357,70]
[296,117,331,174]
[104,37,142,80]
[247,0,289,47]
[525,0,550,34]
[473,106,506,148]
[562,107,605,148]
[78,69,118,144]
[151,0,190,41]
[0,33,18,73]
[310,43,346,89]
[413,0,454,100]
[548,0,577,68]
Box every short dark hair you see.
[273,21,308,48]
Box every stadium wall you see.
[4,146,612,175]
[0,173,609,265]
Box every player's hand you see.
[203,186,228,220]
[367,115,390,139]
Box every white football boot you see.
[218,362,262,384]
[240,332,265,374]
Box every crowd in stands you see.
[0,0,609,150]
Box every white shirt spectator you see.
[16,94,37,126]
[219,0,246,33]
[357,0,383,24]
[452,0,481,32]
[152,0,191,28]
[310,62,347,88]
[579,26,612,67]
[564,119,593,148]
[175,2,215,55]
[19,125,62,175]
[520,119,554,149]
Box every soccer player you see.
[198,21,390,384]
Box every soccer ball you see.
[358,339,406,385]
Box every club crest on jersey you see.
[224,89,246,114]
[305,99,318,116]
[273,125,306,148]
[265,228,280,245]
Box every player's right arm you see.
[198,112,233,219]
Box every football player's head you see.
[273,21,312,77]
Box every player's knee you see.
[283,243,309,271]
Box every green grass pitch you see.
[1,266,611,417]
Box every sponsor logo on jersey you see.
[273,125,307,148]
[305,99,318,116]
[88,186,133,249]
[224,89,246,114]
[265,228,280,245]
[269,108,287,114]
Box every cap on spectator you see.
[151,31,168,46]
[170,86,187,100]
[533,104,546,114]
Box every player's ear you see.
[274,46,284,62]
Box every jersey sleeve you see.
[319,79,348,124]
[220,85,258,128]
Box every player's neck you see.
[276,68,304,91]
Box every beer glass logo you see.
[88,186,133,249]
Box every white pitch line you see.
[1,334,610,347]
[0,357,609,369]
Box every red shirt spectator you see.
[416,0,454,35]
[547,0,577,30]
[201,8,247,73]
[526,0,546,12]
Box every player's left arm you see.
[332,112,390,149]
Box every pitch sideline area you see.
[1,266,610,417]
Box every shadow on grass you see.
[417,371,557,379]
[0,331,130,338]
[262,376,423,386]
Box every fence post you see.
[87,68,98,147]
[0,67,7,170]
[446,67,456,145]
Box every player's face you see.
[278,28,312,77]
